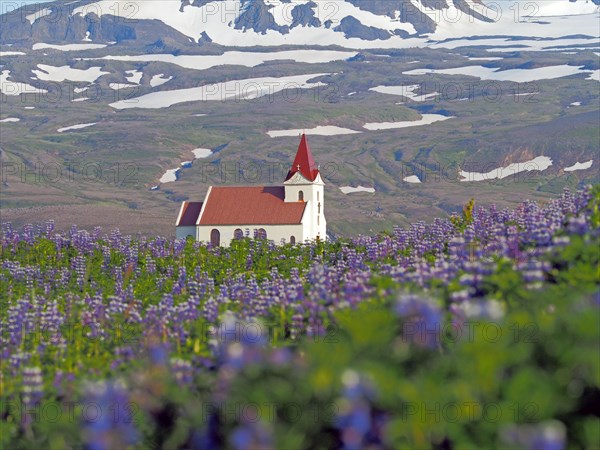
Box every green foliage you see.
[463,198,475,225]
[1,191,599,449]
[450,198,476,231]
[589,184,600,229]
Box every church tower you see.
[284,134,326,241]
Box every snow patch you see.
[87,49,356,71]
[564,160,593,172]
[364,114,453,131]
[340,186,376,194]
[267,125,362,138]
[0,117,21,123]
[57,122,97,133]
[26,8,52,25]
[459,156,553,182]
[586,69,600,82]
[466,57,503,61]
[0,70,48,96]
[109,73,330,109]
[33,64,109,83]
[370,84,438,102]
[160,168,180,183]
[433,37,598,52]
[109,83,138,90]
[192,148,213,159]
[33,43,107,51]
[513,91,538,97]
[530,0,599,17]
[150,74,173,87]
[125,69,143,84]
[403,175,422,184]
[0,51,26,57]
[403,64,592,83]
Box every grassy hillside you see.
[1,48,598,237]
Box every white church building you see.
[176,134,326,246]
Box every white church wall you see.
[197,224,305,247]
[283,173,326,242]
[284,184,307,203]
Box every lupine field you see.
[1,186,599,450]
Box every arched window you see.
[210,229,220,247]
[290,236,296,245]
[234,229,243,240]
[257,228,267,240]
[318,202,321,214]
[298,191,304,202]
[317,216,320,226]
[317,191,320,202]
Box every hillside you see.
[0,0,599,237]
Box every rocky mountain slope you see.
[2,0,598,48]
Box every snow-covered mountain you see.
[1,0,598,49]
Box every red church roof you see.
[177,201,203,226]
[199,186,306,226]
[285,134,319,182]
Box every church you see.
[175,134,326,246]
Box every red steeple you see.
[285,134,319,182]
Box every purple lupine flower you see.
[110,346,135,370]
[148,342,170,366]
[517,260,548,286]
[43,220,55,237]
[10,352,31,371]
[335,370,377,450]
[552,236,570,247]
[290,309,305,341]
[450,298,505,324]
[22,224,35,245]
[501,420,566,450]
[72,256,87,289]
[21,366,43,418]
[567,215,589,235]
[203,297,219,323]
[212,312,268,369]
[145,255,156,274]
[395,294,443,349]
[170,357,194,386]
[53,370,76,398]
[81,379,139,450]
[231,422,274,450]
[450,289,473,302]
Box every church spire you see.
[285,133,319,182]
